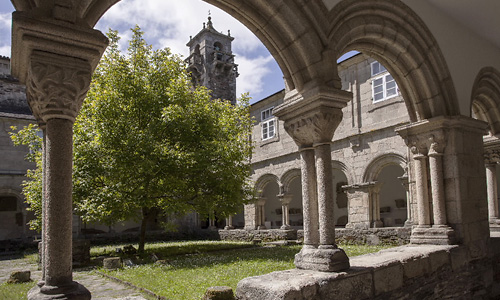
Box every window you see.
[371,61,398,102]
[261,107,275,140]
[371,61,387,76]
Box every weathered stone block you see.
[103,257,121,270]
[203,286,235,300]
[401,254,429,279]
[428,249,450,273]
[319,271,373,299]
[7,270,31,283]
[373,262,403,295]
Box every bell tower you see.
[186,16,239,105]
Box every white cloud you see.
[96,0,262,58]
[0,45,10,57]
[0,12,10,28]
[236,55,274,98]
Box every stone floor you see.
[0,256,149,300]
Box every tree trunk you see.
[138,207,149,253]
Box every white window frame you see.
[372,73,398,103]
[261,107,275,141]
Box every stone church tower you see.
[186,16,238,105]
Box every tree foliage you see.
[11,26,255,250]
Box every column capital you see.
[273,86,351,147]
[277,193,293,205]
[483,136,500,164]
[27,51,93,123]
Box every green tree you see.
[11,26,254,252]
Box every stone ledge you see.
[236,244,469,300]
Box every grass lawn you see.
[101,241,393,299]
[0,281,36,300]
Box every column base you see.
[28,281,90,300]
[410,225,456,245]
[280,224,291,230]
[224,226,234,230]
[489,218,500,225]
[294,246,350,272]
[371,220,383,228]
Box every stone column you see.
[224,215,234,230]
[24,51,95,300]
[273,87,351,272]
[412,149,431,227]
[315,143,336,247]
[484,144,500,226]
[398,173,413,227]
[485,163,499,221]
[299,148,318,244]
[370,182,383,228]
[428,137,447,226]
[257,198,266,230]
[278,194,292,230]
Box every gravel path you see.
[0,256,150,300]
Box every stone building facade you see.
[0,56,37,242]
[245,53,413,233]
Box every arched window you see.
[214,42,223,60]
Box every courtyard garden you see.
[0,240,394,299]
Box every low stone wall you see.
[220,227,411,245]
[218,229,297,242]
[236,235,500,299]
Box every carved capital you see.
[27,51,92,123]
[274,86,351,148]
[284,108,343,147]
[484,148,500,165]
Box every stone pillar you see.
[485,163,500,223]
[344,183,375,229]
[273,87,351,272]
[484,143,500,227]
[370,182,383,228]
[257,198,266,230]
[23,51,97,300]
[278,194,292,230]
[428,137,447,226]
[11,11,107,300]
[299,148,319,245]
[398,173,413,227]
[224,215,234,230]
[412,149,431,227]
[397,116,491,247]
[315,143,336,247]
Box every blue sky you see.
[0,1,356,103]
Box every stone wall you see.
[219,227,411,245]
[236,234,500,299]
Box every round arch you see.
[11,0,338,95]
[328,0,459,122]
[331,160,354,185]
[470,67,500,135]
[280,168,301,194]
[363,153,407,183]
[254,173,280,196]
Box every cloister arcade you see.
[7,0,500,298]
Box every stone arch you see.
[254,173,280,196]
[331,160,354,185]
[11,0,338,94]
[328,0,459,122]
[280,168,301,194]
[363,153,407,183]
[470,67,500,135]
[0,188,24,211]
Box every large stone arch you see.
[11,0,338,95]
[328,0,459,122]
[363,153,407,183]
[470,67,500,135]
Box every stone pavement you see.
[0,256,150,300]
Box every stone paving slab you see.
[0,256,149,299]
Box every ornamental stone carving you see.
[27,51,92,123]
